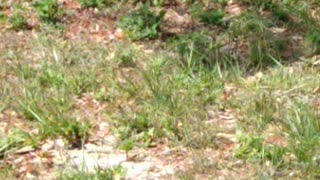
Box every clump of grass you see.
[114,43,137,67]
[281,102,320,174]
[239,90,279,131]
[109,48,227,148]
[0,129,37,156]
[19,89,91,148]
[234,133,286,166]
[59,165,125,179]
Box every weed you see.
[34,0,62,24]
[117,4,165,40]
[120,138,134,160]
[59,165,125,180]
[115,43,137,67]
[9,14,27,30]
[9,4,27,30]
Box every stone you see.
[97,153,127,168]
[54,139,65,150]
[72,155,98,172]
[122,161,155,179]
[102,135,117,146]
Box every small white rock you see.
[54,139,65,149]
[25,173,36,180]
[102,135,117,146]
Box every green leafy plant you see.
[234,134,266,163]
[38,68,68,87]
[34,0,62,23]
[117,4,165,40]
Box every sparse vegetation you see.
[1,0,320,179]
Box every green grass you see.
[33,0,63,24]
